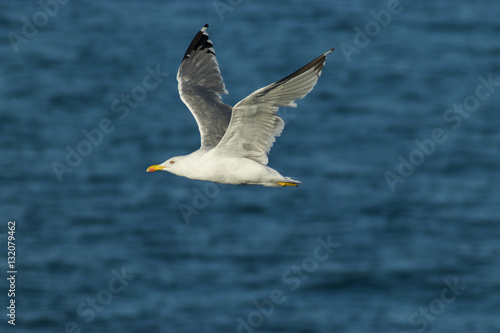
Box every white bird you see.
[147,24,334,187]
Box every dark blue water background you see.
[1,0,499,332]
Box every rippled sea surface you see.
[1,0,500,332]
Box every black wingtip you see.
[272,50,333,86]
[182,24,214,61]
[324,48,335,56]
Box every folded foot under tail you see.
[277,177,301,187]
[278,182,299,187]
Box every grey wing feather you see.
[177,24,232,148]
[215,48,334,165]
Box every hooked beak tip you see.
[147,164,164,172]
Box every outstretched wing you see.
[214,48,334,165]
[177,24,233,148]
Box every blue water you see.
[1,0,500,332]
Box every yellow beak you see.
[146,164,164,172]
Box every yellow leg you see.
[277,182,299,187]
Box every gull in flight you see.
[147,24,334,187]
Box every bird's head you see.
[147,156,184,175]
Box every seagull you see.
[147,24,334,187]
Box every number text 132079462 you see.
[7,221,16,326]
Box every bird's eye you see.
[169,160,175,164]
